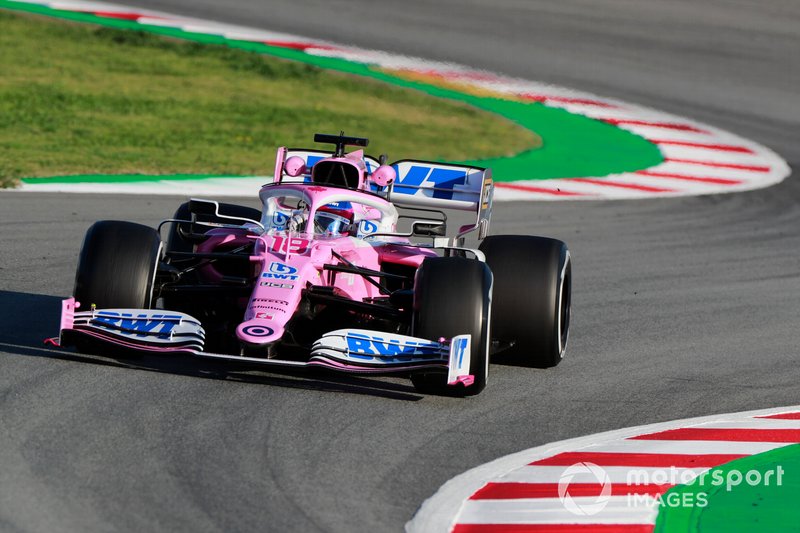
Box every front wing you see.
[57,299,473,385]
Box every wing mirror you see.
[370,164,396,187]
[284,156,307,177]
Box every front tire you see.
[479,235,571,368]
[73,220,162,310]
[166,201,261,255]
[411,257,492,396]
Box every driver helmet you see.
[314,202,355,236]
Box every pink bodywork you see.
[197,182,436,349]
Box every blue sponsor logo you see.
[272,212,289,227]
[263,262,299,280]
[91,312,182,337]
[392,165,467,200]
[358,219,379,237]
[269,262,297,275]
[345,333,440,361]
[454,337,469,368]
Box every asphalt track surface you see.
[1,1,799,531]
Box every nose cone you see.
[236,319,284,345]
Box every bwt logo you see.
[263,262,299,280]
[346,333,440,359]
[273,212,289,227]
[269,262,297,275]
[358,220,379,237]
[92,312,182,336]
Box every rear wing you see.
[388,160,490,212]
[388,160,493,240]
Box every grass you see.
[0,11,540,187]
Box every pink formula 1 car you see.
[57,133,571,395]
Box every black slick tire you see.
[410,256,492,396]
[479,235,571,368]
[73,220,162,310]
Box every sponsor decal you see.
[357,219,379,238]
[91,311,182,337]
[253,298,290,306]
[453,336,469,368]
[254,312,273,320]
[272,211,290,228]
[262,261,299,281]
[242,325,275,338]
[269,262,298,274]
[446,334,472,385]
[259,281,294,289]
[345,332,440,360]
[253,304,286,313]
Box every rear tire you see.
[410,257,492,396]
[479,235,571,368]
[73,221,162,310]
